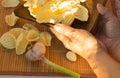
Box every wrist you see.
[85,40,107,61]
[85,40,120,78]
[108,39,120,62]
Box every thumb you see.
[97,3,115,20]
[53,24,76,37]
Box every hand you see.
[50,18,120,78]
[96,4,120,62]
[50,3,120,78]
[50,23,106,59]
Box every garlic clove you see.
[66,51,77,62]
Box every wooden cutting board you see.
[0,0,115,78]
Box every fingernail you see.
[53,25,62,32]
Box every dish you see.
[14,0,107,31]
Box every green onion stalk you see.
[26,42,80,78]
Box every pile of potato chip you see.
[0,0,53,56]
[0,0,87,62]
[0,23,52,55]
[24,0,88,25]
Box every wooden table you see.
[0,0,116,78]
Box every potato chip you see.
[76,0,86,3]
[75,5,88,21]
[23,23,39,32]
[27,30,40,42]
[9,28,26,39]
[36,9,58,23]
[5,12,19,26]
[39,32,52,46]
[62,12,75,25]
[57,1,78,13]
[16,33,29,55]
[0,32,16,49]
[80,0,86,3]
[1,0,20,7]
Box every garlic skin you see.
[26,42,46,61]
[32,42,46,56]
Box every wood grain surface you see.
[0,0,114,78]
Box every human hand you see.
[50,3,120,78]
[50,15,120,78]
[96,4,120,62]
[50,23,106,60]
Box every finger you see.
[53,24,76,38]
[50,27,71,44]
[97,3,115,20]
